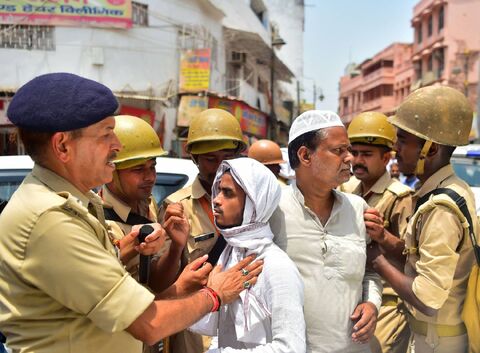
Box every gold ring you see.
[241,268,249,276]
[243,280,251,289]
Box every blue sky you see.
[303,0,419,112]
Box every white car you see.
[451,144,480,215]
[0,155,198,208]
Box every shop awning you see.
[224,27,294,82]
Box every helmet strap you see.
[415,140,433,176]
[112,170,127,199]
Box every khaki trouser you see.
[370,299,411,353]
[170,330,211,353]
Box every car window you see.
[0,170,190,207]
[451,157,480,187]
[153,172,189,206]
[0,170,30,202]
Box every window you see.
[436,47,445,77]
[178,25,218,69]
[0,25,55,50]
[417,24,423,43]
[428,15,433,37]
[428,54,433,71]
[132,1,148,26]
[438,6,444,32]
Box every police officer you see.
[366,86,477,353]
[342,112,413,353]
[163,108,246,353]
[0,73,262,353]
[248,139,287,184]
[99,115,194,353]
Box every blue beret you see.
[7,72,118,132]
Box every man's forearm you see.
[372,255,436,316]
[148,244,183,293]
[127,290,213,345]
[378,230,406,267]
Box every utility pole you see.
[296,80,301,117]
[313,82,317,109]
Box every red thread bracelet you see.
[201,286,222,312]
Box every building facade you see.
[338,43,414,124]
[411,0,480,119]
[0,0,303,155]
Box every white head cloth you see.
[279,147,295,181]
[288,110,344,144]
[189,157,281,344]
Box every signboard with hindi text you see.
[208,96,268,138]
[0,0,132,29]
[179,48,211,93]
[177,95,208,127]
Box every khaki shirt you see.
[100,186,159,280]
[163,176,218,264]
[342,172,413,300]
[404,164,476,325]
[161,176,216,353]
[0,165,154,353]
[341,171,413,238]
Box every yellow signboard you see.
[179,48,211,93]
[0,0,132,28]
[177,95,208,127]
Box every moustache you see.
[353,164,368,172]
[107,152,117,162]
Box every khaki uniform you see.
[100,186,159,281]
[342,171,413,353]
[100,186,164,353]
[403,165,476,353]
[162,177,216,353]
[0,165,154,353]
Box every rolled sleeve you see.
[23,209,154,332]
[88,273,154,332]
[362,269,383,311]
[412,206,462,309]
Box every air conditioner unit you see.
[229,51,246,64]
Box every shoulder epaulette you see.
[164,185,193,204]
[57,192,89,217]
[387,180,413,197]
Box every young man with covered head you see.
[191,157,305,352]
[270,110,382,353]
[162,108,248,353]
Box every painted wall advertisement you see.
[0,0,132,28]
[209,96,268,138]
[177,95,208,127]
[179,48,211,93]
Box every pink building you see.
[411,0,480,108]
[339,43,414,124]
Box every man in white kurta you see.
[270,110,382,353]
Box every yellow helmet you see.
[389,85,473,147]
[186,108,246,155]
[348,112,396,148]
[248,139,285,165]
[389,85,473,175]
[113,115,166,170]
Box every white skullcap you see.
[288,110,344,144]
